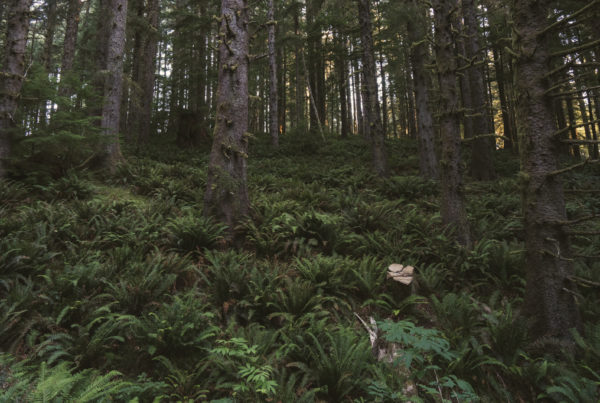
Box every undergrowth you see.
[0,134,598,401]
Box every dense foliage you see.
[1,134,599,401]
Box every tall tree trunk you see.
[0,0,33,178]
[586,97,599,159]
[204,0,249,239]
[267,0,278,147]
[492,46,515,150]
[401,39,417,139]
[565,97,581,158]
[58,0,82,100]
[306,0,324,132]
[389,83,398,138]
[40,0,57,127]
[407,0,438,179]
[432,0,471,247]
[378,52,388,134]
[335,32,349,138]
[592,96,600,159]
[512,0,579,343]
[463,0,495,180]
[577,97,593,156]
[167,0,184,135]
[293,5,304,129]
[278,47,286,135]
[122,0,142,138]
[358,0,387,177]
[353,56,365,137]
[136,0,160,143]
[100,0,128,170]
[553,99,569,155]
[42,0,57,71]
[456,17,474,139]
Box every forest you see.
[1,0,599,401]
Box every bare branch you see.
[554,119,600,137]
[461,133,508,143]
[545,62,600,78]
[561,138,600,144]
[553,215,598,226]
[565,189,600,193]
[548,85,600,98]
[540,0,600,36]
[566,230,600,236]
[548,159,590,177]
[550,38,600,58]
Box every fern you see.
[166,212,227,254]
[0,355,128,402]
[292,327,372,401]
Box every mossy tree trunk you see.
[334,31,350,138]
[406,0,438,180]
[130,0,160,144]
[492,46,516,151]
[307,0,325,133]
[512,0,579,342]
[358,0,388,177]
[0,0,33,178]
[40,0,57,128]
[100,0,128,171]
[267,0,278,147]
[432,0,471,247]
[462,0,496,180]
[57,0,82,101]
[204,0,250,239]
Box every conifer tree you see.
[358,0,388,177]
[100,0,129,170]
[267,0,278,147]
[405,0,438,180]
[204,0,250,239]
[432,0,471,247]
[0,0,33,178]
[512,0,580,343]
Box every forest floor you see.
[1,133,599,402]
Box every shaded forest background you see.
[1,0,600,401]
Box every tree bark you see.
[293,5,304,129]
[100,0,128,170]
[267,0,278,147]
[565,96,581,158]
[462,0,496,180]
[307,0,325,132]
[134,0,160,143]
[407,0,438,179]
[335,31,350,138]
[492,46,515,151]
[278,47,286,135]
[58,0,82,99]
[39,0,57,127]
[0,0,33,178]
[586,97,599,159]
[167,0,184,135]
[512,0,579,343]
[378,50,388,134]
[358,0,387,177]
[42,0,57,71]
[204,0,250,239]
[389,83,398,138]
[352,56,365,137]
[432,0,471,247]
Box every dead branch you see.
[540,0,600,36]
